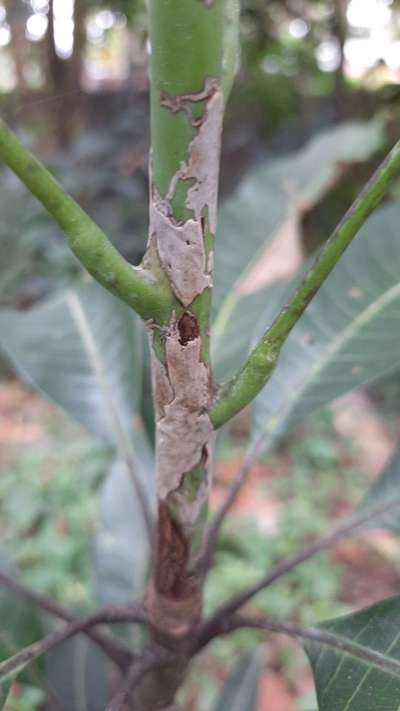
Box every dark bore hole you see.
[178,312,199,346]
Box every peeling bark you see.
[179,87,223,233]
[150,204,212,306]
[162,79,224,233]
[150,324,214,526]
[148,78,223,548]
[145,70,223,651]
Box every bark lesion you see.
[155,503,194,599]
[147,309,214,634]
[178,312,199,345]
[160,78,221,128]
[145,73,224,645]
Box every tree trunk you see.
[46,0,84,146]
[333,0,348,119]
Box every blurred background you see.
[1,1,400,709]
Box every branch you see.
[210,137,400,428]
[198,495,400,648]
[0,628,65,711]
[0,604,147,685]
[0,119,172,323]
[222,615,400,678]
[0,571,132,669]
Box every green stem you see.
[210,137,400,428]
[0,119,172,323]
[149,0,225,201]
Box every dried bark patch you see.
[153,327,213,508]
[151,205,212,307]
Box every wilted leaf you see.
[252,202,400,449]
[213,647,265,711]
[304,597,400,711]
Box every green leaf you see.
[213,647,265,711]
[0,280,144,443]
[0,556,43,709]
[213,282,291,381]
[304,597,400,710]
[92,459,152,605]
[359,449,400,530]
[252,202,400,448]
[45,636,110,711]
[0,557,43,662]
[0,558,43,708]
[213,119,384,375]
[0,680,11,710]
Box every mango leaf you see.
[304,597,400,710]
[212,119,384,373]
[45,637,110,711]
[0,556,43,662]
[359,449,400,530]
[0,680,11,709]
[0,558,44,709]
[213,647,265,711]
[252,202,400,449]
[0,279,144,443]
[213,281,291,381]
[92,459,152,605]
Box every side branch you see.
[0,571,132,669]
[0,119,172,323]
[198,495,400,647]
[220,615,400,678]
[210,137,400,427]
[0,604,147,684]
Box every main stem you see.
[139,2,225,708]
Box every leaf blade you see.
[360,449,400,530]
[304,597,400,711]
[92,459,152,605]
[252,202,400,448]
[213,647,265,711]
[0,280,144,443]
